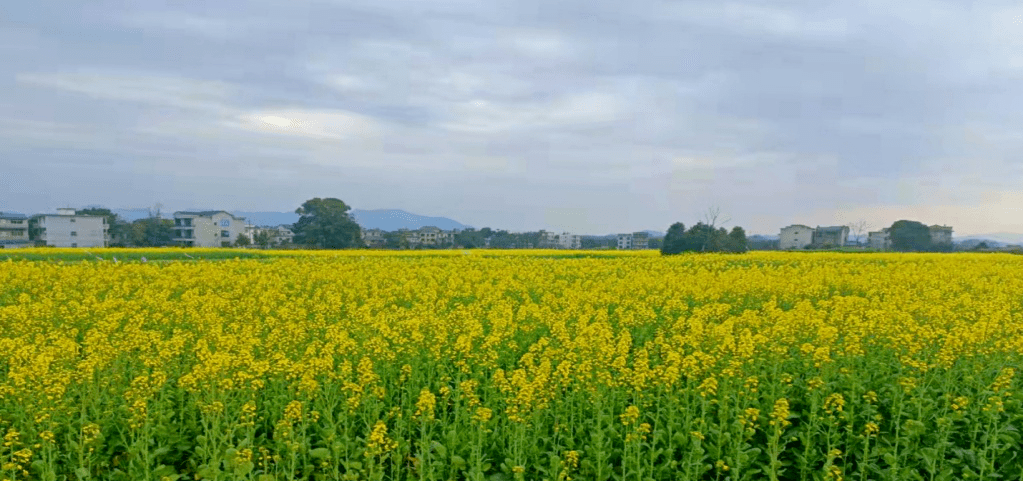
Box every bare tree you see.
[701,206,731,251]
[847,219,871,246]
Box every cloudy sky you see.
[3,0,1023,235]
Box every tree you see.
[130,217,174,247]
[234,234,251,247]
[701,207,730,252]
[253,230,273,249]
[727,226,748,252]
[847,219,871,246]
[661,222,686,255]
[292,198,364,249]
[889,220,932,252]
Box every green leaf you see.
[75,467,92,480]
[309,447,332,460]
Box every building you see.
[0,212,30,249]
[361,228,387,248]
[779,225,814,250]
[617,233,633,250]
[405,226,454,247]
[929,225,953,245]
[813,226,850,248]
[868,228,891,250]
[538,230,560,249]
[631,232,649,250]
[246,224,295,247]
[29,208,108,248]
[557,232,581,249]
[172,211,246,247]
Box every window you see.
[70,218,76,223]
[221,241,231,247]
[220,219,230,227]
[11,220,22,224]
[71,243,77,248]
[221,230,230,238]
[70,231,77,236]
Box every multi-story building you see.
[29,208,108,248]
[538,230,560,249]
[929,225,953,245]
[617,233,633,250]
[172,211,246,247]
[405,226,454,247]
[245,224,295,247]
[868,228,891,250]
[813,226,850,248]
[779,224,814,249]
[361,228,387,248]
[557,232,581,249]
[631,232,649,250]
[0,212,30,249]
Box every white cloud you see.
[229,109,382,142]
[16,71,235,112]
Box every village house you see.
[29,208,108,248]
[245,224,295,247]
[813,226,850,248]
[172,211,246,247]
[929,225,953,245]
[868,228,891,250]
[557,232,582,249]
[360,228,387,248]
[0,212,31,249]
[779,224,814,249]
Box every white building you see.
[245,224,295,247]
[557,233,581,249]
[172,211,246,247]
[405,226,454,246]
[929,225,953,245]
[361,228,387,248]
[631,232,649,250]
[868,229,891,250]
[779,224,814,250]
[617,233,633,250]
[0,212,30,249]
[30,208,108,248]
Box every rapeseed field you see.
[1,250,1020,480]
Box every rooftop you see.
[0,212,28,220]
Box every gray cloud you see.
[3,0,1023,235]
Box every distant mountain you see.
[955,233,1023,245]
[349,209,472,231]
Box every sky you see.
[3,0,1023,236]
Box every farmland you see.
[1,249,1021,480]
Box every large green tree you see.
[660,222,686,255]
[292,198,364,249]
[130,217,174,247]
[727,226,748,253]
[889,220,932,252]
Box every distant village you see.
[1,206,1014,252]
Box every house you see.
[361,228,387,248]
[779,225,814,249]
[29,208,108,248]
[868,228,891,250]
[0,212,31,249]
[405,226,454,247]
[813,226,850,248]
[929,225,953,245]
[172,211,246,247]
[631,232,649,250]
[617,233,633,250]
[246,224,295,247]
[538,230,560,249]
[557,232,581,249]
